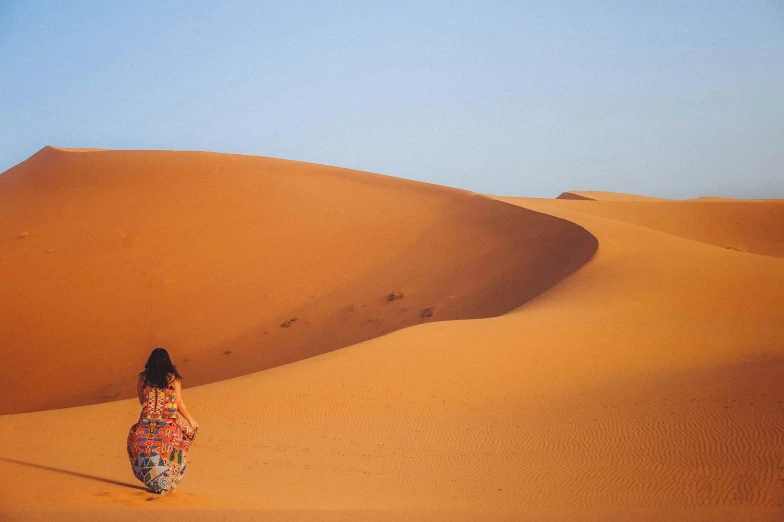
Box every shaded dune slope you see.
[0,147,597,414]
[0,193,782,519]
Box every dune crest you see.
[0,147,597,414]
[45,146,107,152]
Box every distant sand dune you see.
[530,196,784,257]
[557,190,664,201]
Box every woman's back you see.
[139,378,178,421]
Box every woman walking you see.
[127,347,198,494]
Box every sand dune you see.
[1,150,783,520]
[0,147,596,414]
[540,196,784,257]
[556,190,664,201]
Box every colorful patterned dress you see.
[126,380,196,493]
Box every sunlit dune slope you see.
[544,197,784,257]
[1,189,782,520]
[0,147,597,414]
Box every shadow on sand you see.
[0,456,147,491]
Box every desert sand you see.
[0,148,782,521]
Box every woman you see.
[127,347,199,494]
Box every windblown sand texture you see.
[0,148,782,521]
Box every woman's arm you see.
[174,379,199,431]
[136,375,144,405]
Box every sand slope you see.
[1,151,783,520]
[544,196,784,257]
[0,147,596,414]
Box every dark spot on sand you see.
[280,318,298,328]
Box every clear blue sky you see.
[1,1,782,198]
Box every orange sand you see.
[0,150,782,521]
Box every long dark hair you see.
[140,347,183,388]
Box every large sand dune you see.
[0,147,596,414]
[1,150,782,520]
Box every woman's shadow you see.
[0,456,147,491]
